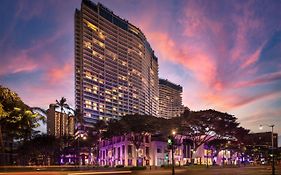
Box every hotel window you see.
[145,135,149,143]
[122,145,125,154]
[84,41,92,49]
[85,100,91,105]
[146,147,149,157]
[118,147,120,158]
[128,145,132,157]
[157,147,162,153]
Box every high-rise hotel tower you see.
[75,0,159,127]
[158,79,185,119]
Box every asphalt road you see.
[0,166,280,175]
[134,166,281,175]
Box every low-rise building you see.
[245,132,278,148]
[98,134,237,167]
[99,134,152,166]
[244,132,279,164]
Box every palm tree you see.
[55,97,69,137]
[31,107,47,124]
[71,108,84,131]
[55,97,70,165]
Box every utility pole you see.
[168,131,176,175]
[270,125,275,175]
[172,145,175,175]
[259,124,275,175]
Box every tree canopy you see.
[102,109,249,153]
[0,85,45,150]
[178,109,249,150]
[17,134,59,165]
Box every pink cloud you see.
[0,32,65,76]
[0,50,38,75]
[201,89,281,111]
[180,2,225,42]
[230,2,264,62]
[136,0,277,113]
[230,91,278,108]
[45,63,73,84]
[21,82,74,108]
[145,31,217,87]
[235,71,281,88]
[241,44,264,68]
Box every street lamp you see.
[259,124,275,175]
[77,133,87,166]
[171,130,176,175]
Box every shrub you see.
[129,166,147,170]
[116,165,125,168]
[161,165,173,169]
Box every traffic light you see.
[165,154,169,160]
[168,138,172,145]
[167,136,174,149]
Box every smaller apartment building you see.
[47,104,75,137]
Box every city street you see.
[134,166,281,175]
[1,166,281,175]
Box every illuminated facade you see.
[47,104,75,137]
[99,134,172,167]
[75,0,159,127]
[158,79,185,119]
[99,134,235,167]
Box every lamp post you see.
[172,131,176,175]
[206,147,209,168]
[259,124,275,175]
[77,133,87,166]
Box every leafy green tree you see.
[207,127,249,155]
[178,109,247,156]
[0,103,7,151]
[0,85,45,164]
[206,138,228,165]
[104,114,159,166]
[17,134,59,165]
[0,87,43,145]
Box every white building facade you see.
[99,134,241,167]
[99,134,170,167]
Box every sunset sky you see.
[0,0,281,137]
